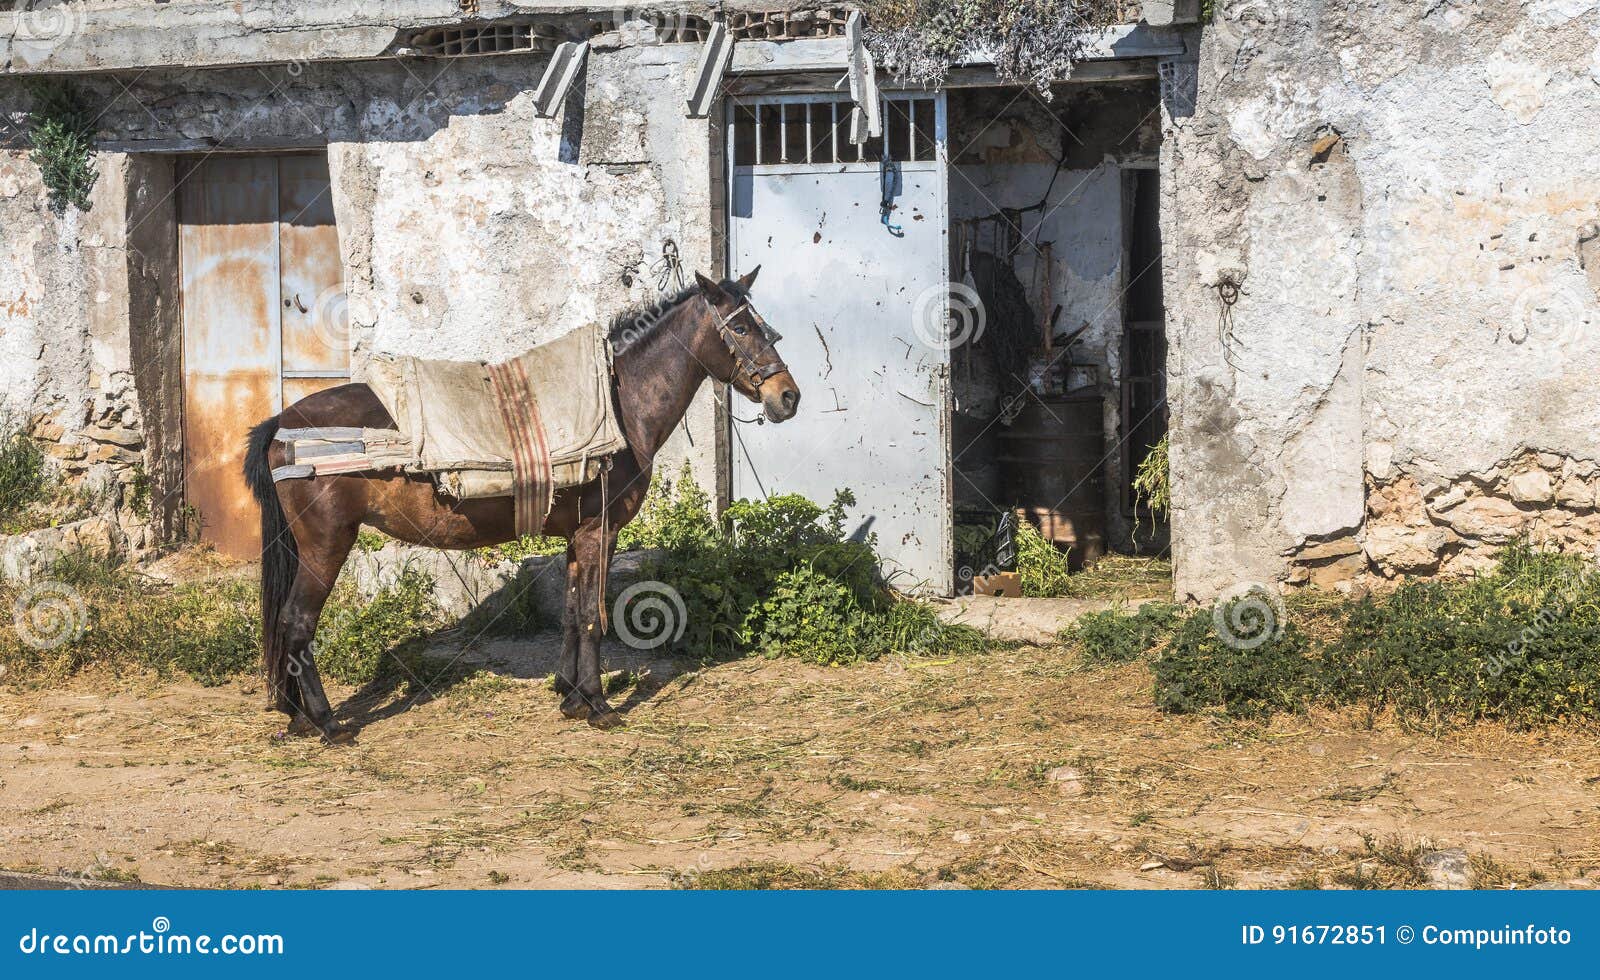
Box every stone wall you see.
[0,146,160,549]
[1160,1,1600,599]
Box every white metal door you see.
[727,93,952,594]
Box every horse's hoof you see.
[588,710,625,731]
[559,698,591,721]
[286,714,320,737]
[321,726,358,747]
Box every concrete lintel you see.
[729,24,1184,77]
[726,60,1159,97]
[4,4,1176,77]
[1,0,563,74]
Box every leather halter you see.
[703,295,787,388]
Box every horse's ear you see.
[694,271,724,299]
[736,265,761,290]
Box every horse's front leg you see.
[553,540,580,698]
[559,517,623,729]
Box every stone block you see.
[1507,469,1554,505]
[1364,525,1451,576]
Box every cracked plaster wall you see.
[1162,0,1600,599]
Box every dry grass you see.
[3,625,1599,889]
[1066,554,1173,601]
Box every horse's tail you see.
[244,416,297,705]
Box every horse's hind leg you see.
[280,523,359,743]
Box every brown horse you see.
[242,270,799,741]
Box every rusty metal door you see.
[179,155,347,559]
[726,93,953,594]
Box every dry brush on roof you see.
[861,0,1129,92]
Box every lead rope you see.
[597,458,610,635]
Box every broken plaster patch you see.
[1486,50,1552,124]
[1524,0,1599,29]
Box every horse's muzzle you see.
[760,370,801,423]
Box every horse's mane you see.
[607,279,749,353]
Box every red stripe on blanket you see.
[487,359,552,538]
[511,357,553,521]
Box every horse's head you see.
[693,268,801,423]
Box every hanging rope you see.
[651,238,687,294]
[1217,273,1246,370]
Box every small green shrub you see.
[0,556,441,689]
[26,81,97,213]
[1153,601,1315,719]
[312,571,445,684]
[639,475,985,663]
[1327,543,1600,726]
[0,416,50,531]
[1071,602,1181,664]
[473,533,566,562]
[0,550,258,685]
[1150,544,1600,727]
[618,462,717,552]
[125,466,152,520]
[752,566,867,665]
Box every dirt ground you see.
[4,627,1600,890]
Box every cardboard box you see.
[970,571,1022,598]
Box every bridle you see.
[703,294,788,389]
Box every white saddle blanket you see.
[363,322,627,491]
[274,323,627,536]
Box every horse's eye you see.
[734,323,749,335]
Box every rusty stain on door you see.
[179,155,347,559]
